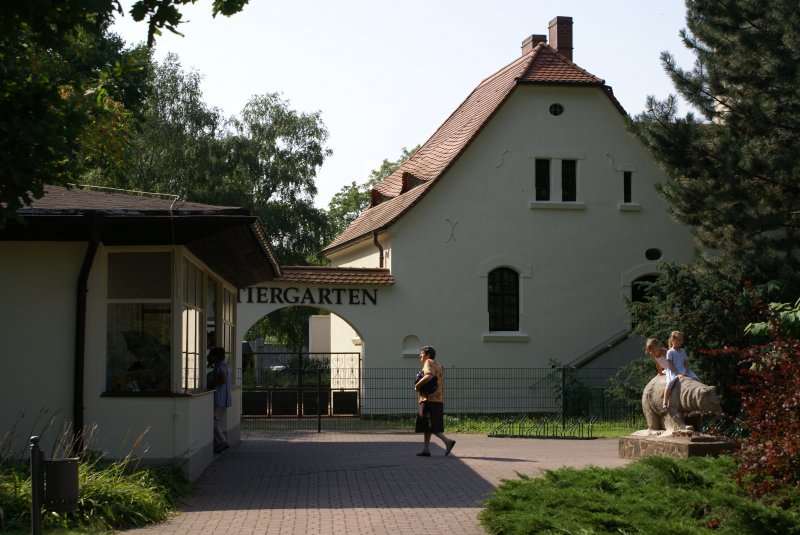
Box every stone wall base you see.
[618,434,735,460]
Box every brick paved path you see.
[121,432,630,535]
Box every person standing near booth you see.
[207,347,232,453]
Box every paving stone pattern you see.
[121,432,631,535]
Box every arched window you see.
[631,274,659,303]
[488,268,519,331]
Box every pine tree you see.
[633,0,800,296]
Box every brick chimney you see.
[521,34,547,55]
[548,16,573,61]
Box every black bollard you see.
[30,436,43,535]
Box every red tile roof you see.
[323,43,624,254]
[276,266,395,285]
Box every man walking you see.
[414,346,456,456]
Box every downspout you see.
[74,213,103,452]
[372,230,384,268]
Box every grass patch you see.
[0,424,191,535]
[242,413,645,438]
[0,459,190,533]
[480,455,800,534]
[449,414,645,438]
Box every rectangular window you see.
[488,268,520,331]
[623,171,632,203]
[561,159,577,202]
[206,278,218,349]
[204,280,237,384]
[106,252,172,393]
[181,259,204,392]
[535,159,550,201]
[222,288,237,384]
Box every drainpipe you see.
[372,230,384,268]
[74,213,103,453]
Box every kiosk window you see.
[106,253,172,393]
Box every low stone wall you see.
[619,434,736,460]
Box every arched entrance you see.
[240,304,366,419]
[235,268,395,428]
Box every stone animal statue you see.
[640,375,723,436]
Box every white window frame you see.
[617,166,641,212]
[181,257,205,392]
[529,150,587,210]
[103,246,174,395]
[478,256,531,343]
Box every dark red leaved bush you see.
[734,311,800,497]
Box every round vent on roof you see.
[549,103,564,116]
[645,248,662,261]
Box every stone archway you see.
[235,272,395,422]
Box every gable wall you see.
[348,85,694,367]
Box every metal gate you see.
[241,352,361,417]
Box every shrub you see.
[480,456,800,534]
[0,427,190,532]
[735,300,800,497]
[627,263,776,414]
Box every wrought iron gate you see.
[241,352,361,417]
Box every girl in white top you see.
[663,330,699,411]
[645,338,669,377]
[645,338,671,411]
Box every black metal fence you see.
[241,357,640,432]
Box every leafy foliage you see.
[0,438,189,532]
[245,306,321,354]
[735,301,800,498]
[84,56,333,266]
[627,1,800,415]
[631,0,800,297]
[746,299,800,338]
[129,0,250,46]
[628,262,771,413]
[480,456,800,534]
[230,93,332,265]
[0,1,248,228]
[0,3,142,227]
[606,354,659,407]
[89,53,224,197]
[84,57,334,344]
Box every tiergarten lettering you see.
[238,286,379,306]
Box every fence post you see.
[317,367,322,433]
[561,367,566,431]
[30,436,42,535]
[297,351,304,418]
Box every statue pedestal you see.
[618,433,735,460]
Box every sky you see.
[111,1,695,209]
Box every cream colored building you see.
[0,186,279,479]
[2,16,697,474]
[304,17,695,372]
